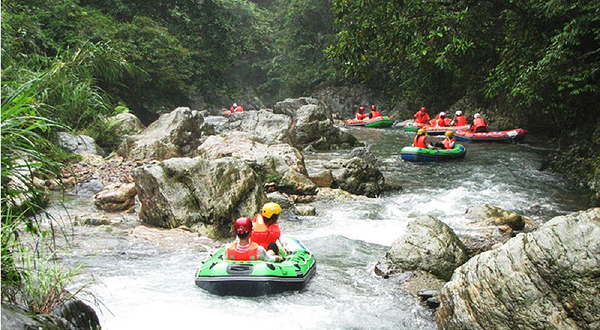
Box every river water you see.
[60,123,589,330]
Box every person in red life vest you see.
[442,131,456,149]
[226,217,283,262]
[413,107,430,124]
[251,202,283,255]
[368,104,380,119]
[355,106,367,120]
[451,110,467,126]
[413,128,433,149]
[230,103,244,113]
[471,113,488,132]
[433,112,448,127]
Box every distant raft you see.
[400,144,467,162]
[195,236,316,297]
[423,125,471,135]
[455,128,526,143]
[345,116,395,128]
[403,122,424,132]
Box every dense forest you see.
[1,0,599,317]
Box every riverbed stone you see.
[384,215,468,281]
[309,169,334,188]
[119,107,210,161]
[133,157,266,238]
[273,97,319,117]
[94,182,137,212]
[1,299,100,330]
[329,157,385,197]
[288,103,360,150]
[215,110,292,145]
[107,112,145,135]
[57,132,105,156]
[197,135,316,195]
[74,213,111,226]
[437,207,600,330]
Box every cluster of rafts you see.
[343,114,526,162]
[195,236,316,297]
[400,120,526,162]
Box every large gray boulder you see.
[288,104,360,150]
[107,112,145,135]
[196,135,316,195]
[119,107,211,160]
[383,215,469,281]
[328,157,385,197]
[273,97,319,117]
[133,157,266,238]
[57,132,104,156]
[437,208,600,330]
[215,110,292,145]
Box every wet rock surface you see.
[437,208,600,330]
[383,215,469,281]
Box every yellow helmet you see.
[262,202,282,218]
[417,128,426,135]
[445,131,454,137]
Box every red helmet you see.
[420,107,427,112]
[359,106,365,112]
[233,217,252,235]
[371,105,376,110]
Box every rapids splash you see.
[60,123,588,330]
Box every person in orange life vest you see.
[226,217,283,262]
[230,103,244,113]
[442,131,456,149]
[251,202,283,254]
[413,107,430,124]
[433,112,448,127]
[471,113,488,132]
[355,106,367,120]
[413,128,434,149]
[368,104,380,119]
[451,110,467,126]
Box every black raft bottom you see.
[195,265,316,297]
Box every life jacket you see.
[356,112,367,120]
[414,135,428,148]
[453,115,467,126]
[472,117,487,132]
[233,106,244,113]
[226,242,259,261]
[434,117,447,127]
[251,214,281,250]
[414,111,430,124]
[369,111,380,118]
[443,137,456,150]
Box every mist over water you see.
[67,123,588,329]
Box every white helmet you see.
[474,113,481,118]
[440,111,446,117]
[233,103,238,107]
[455,111,463,116]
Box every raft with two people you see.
[454,128,527,143]
[195,236,316,296]
[400,144,467,162]
[345,116,395,128]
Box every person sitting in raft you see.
[451,110,467,126]
[433,112,448,127]
[442,131,456,149]
[251,202,283,255]
[471,113,488,132]
[413,128,434,149]
[230,103,244,113]
[413,106,430,124]
[355,106,367,120]
[368,104,380,118]
[226,217,283,262]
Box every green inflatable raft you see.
[400,144,466,162]
[195,236,316,296]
